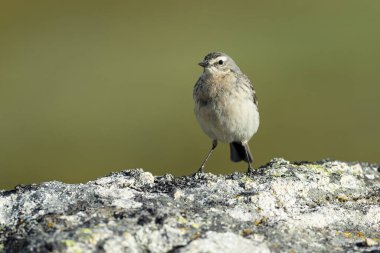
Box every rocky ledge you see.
[0,158,379,253]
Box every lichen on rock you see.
[0,158,379,252]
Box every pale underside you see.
[194,72,259,143]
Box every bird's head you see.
[198,52,241,75]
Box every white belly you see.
[195,97,259,143]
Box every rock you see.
[364,238,378,247]
[0,158,379,253]
[177,232,270,253]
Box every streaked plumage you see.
[193,52,259,173]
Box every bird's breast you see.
[194,75,259,142]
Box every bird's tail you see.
[230,142,253,163]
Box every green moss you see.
[177,216,188,224]
[191,223,200,229]
[302,164,331,174]
[64,240,76,247]
[270,171,286,177]
[63,240,84,253]
[241,175,253,183]
[79,228,92,234]
[78,228,93,243]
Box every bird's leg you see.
[247,163,254,174]
[243,143,254,174]
[196,140,218,174]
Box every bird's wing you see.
[193,76,203,100]
[239,73,258,108]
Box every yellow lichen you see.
[47,221,55,228]
[254,217,268,226]
[337,195,349,202]
[356,231,365,238]
[342,231,353,238]
[241,228,253,237]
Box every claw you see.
[192,167,204,177]
[247,165,255,175]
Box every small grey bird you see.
[193,52,259,174]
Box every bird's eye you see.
[218,60,224,65]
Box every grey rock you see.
[0,158,379,253]
[177,232,270,253]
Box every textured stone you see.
[0,158,379,253]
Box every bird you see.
[193,52,259,174]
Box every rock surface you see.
[0,158,379,253]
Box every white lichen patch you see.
[227,206,255,222]
[178,232,270,253]
[137,171,155,185]
[172,189,183,200]
[270,179,307,207]
[340,174,364,189]
[0,195,12,225]
[289,206,362,229]
[103,233,139,253]
[328,161,363,176]
[363,207,380,227]
[250,192,287,218]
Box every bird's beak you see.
[198,61,208,68]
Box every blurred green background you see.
[1,0,379,189]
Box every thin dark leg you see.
[243,143,254,174]
[196,140,218,174]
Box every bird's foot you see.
[247,165,256,175]
[192,167,205,177]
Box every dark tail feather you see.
[230,142,253,163]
